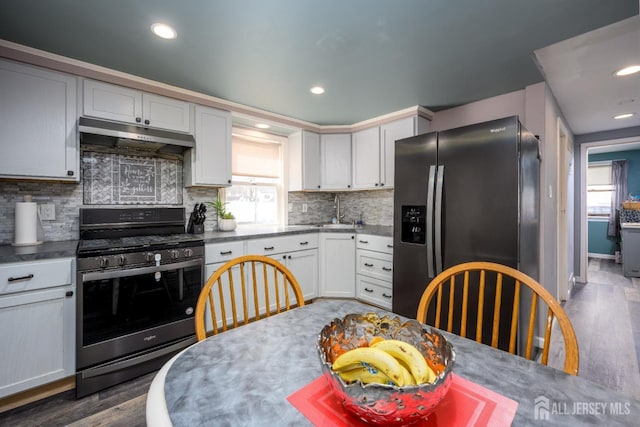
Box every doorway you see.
[579,137,640,282]
[557,119,573,301]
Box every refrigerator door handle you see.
[426,165,436,278]
[434,165,444,274]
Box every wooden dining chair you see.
[416,261,579,375]
[194,255,305,341]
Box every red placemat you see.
[287,373,518,426]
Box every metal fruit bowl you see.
[317,313,455,425]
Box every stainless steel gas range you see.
[75,207,204,398]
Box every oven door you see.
[77,258,203,369]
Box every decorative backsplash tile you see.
[82,152,183,205]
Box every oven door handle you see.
[81,259,203,282]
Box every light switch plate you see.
[39,203,56,220]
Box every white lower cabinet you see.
[319,233,356,298]
[356,234,393,309]
[274,249,319,302]
[0,258,75,399]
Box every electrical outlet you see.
[302,203,308,213]
[39,203,56,220]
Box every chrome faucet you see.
[334,194,345,223]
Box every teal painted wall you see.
[587,149,640,255]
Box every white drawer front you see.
[0,258,73,296]
[355,234,393,254]
[357,250,393,281]
[205,241,246,264]
[357,276,392,310]
[247,233,318,255]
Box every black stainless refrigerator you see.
[392,116,540,351]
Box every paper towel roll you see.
[14,202,42,246]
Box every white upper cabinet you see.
[320,133,352,190]
[352,126,381,189]
[288,130,321,191]
[83,80,191,133]
[0,59,78,181]
[184,105,232,187]
[353,116,430,189]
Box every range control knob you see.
[170,250,180,259]
[144,252,155,262]
[184,248,193,257]
[98,257,110,268]
[118,255,127,266]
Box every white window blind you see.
[587,162,613,216]
[232,137,280,178]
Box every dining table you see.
[146,299,639,426]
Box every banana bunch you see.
[331,338,436,387]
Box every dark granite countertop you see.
[0,240,78,264]
[159,299,640,426]
[202,224,392,244]
[0,225,391,264]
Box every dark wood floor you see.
[2,258,638,425]
[0,371,154,426]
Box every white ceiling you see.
[534,15,640,135]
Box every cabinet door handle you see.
[359,240,369,244]
[144,119,150,125]
[136,117,142,123]
[66,291,74,297]
[8,274,34,282]
[364,263,374,267]
[264,246,275,251]
[299,241,309,245]
[220,250,233,255]
[382,267,392,272]
[363,287,374,293]
[382,293,392,299]
[386,244,393,248]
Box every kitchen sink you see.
[322,223,356,229]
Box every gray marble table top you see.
[163,299,639,426]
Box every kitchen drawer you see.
[355,234,393,254]
[357,250,393,281]
[247,233,318,255]
[0,258,74,296]
[356,275,392,310]
[205,241,246,264]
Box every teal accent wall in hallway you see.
[587,149,640,256]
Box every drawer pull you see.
[364,263,374,267]
[387,244,393,248]
[363,287,374,293]
[66,291,74,297]
[264,246,275,251]
[220,250,233,255]
[382,293,392,299]
[299,241,309,245]
[359,240,369,244]
[382,267,392,272]
[8,274,34,282]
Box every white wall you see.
[431,90,526,131]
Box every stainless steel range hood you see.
[79,117,195,154]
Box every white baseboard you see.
[587,253,615,260]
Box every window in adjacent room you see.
[587,161,613,217]
[224,130,284,226]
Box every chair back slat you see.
[491,272,503,348]
[416,261,579,375]
[195,255,305,341]
[525,293,538,359]
[460,271,470,337]
[476,269,486,343]
[508,281,520,354]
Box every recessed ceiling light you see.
[255,123,270,129]
[613,113,635,120]
[310,86,325,95]
[151,23,177,40]
[614,65,640,76]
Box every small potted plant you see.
[209,199,236,231]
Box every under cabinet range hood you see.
[79,117,195,154]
